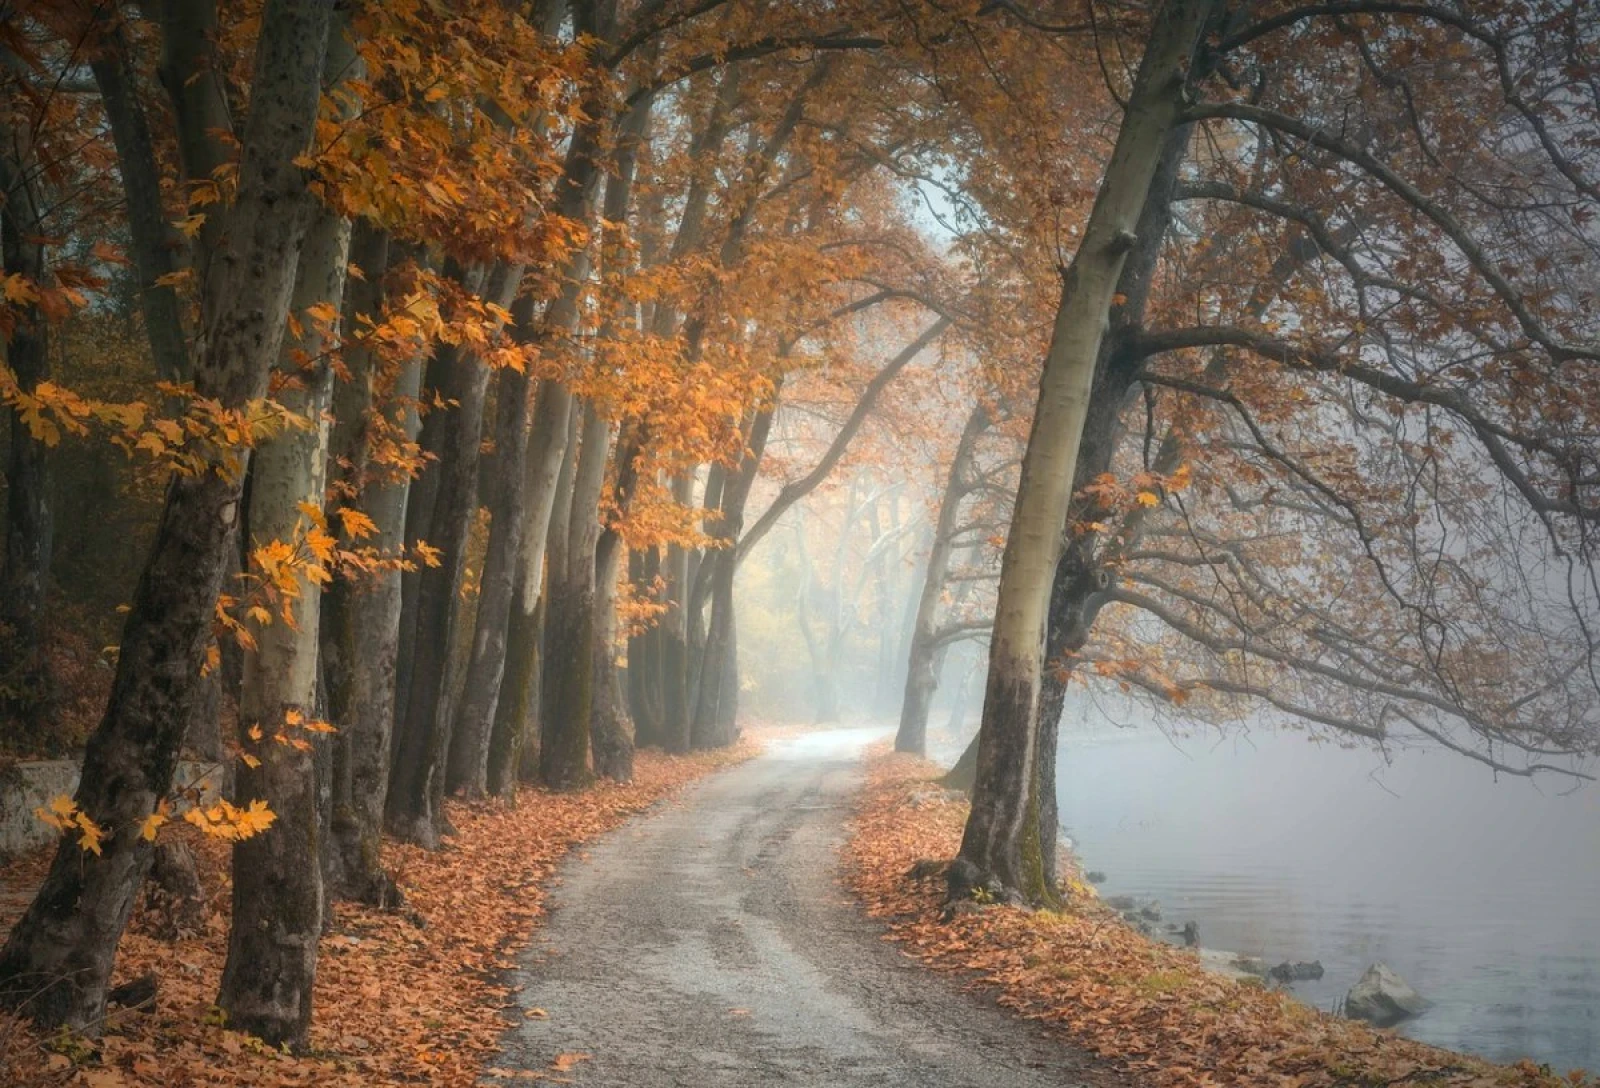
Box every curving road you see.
[498,728,1130,1087]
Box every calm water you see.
[1044,719,1600,1073]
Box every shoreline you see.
[848,747,1594,1088]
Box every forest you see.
[0,0,1597,1081]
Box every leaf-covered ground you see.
[1,740,756,1087]
[844,750,1594,1088]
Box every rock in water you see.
[1345,963,1430,1027]
[1269,960,1325,982]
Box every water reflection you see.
[1036,718,1600,1073]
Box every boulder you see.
[1105,895,1136,910]
[1345,963,1430,1027]
[1085,871,1107,884]
[1269,960,1325,982]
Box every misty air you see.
[0,1,1596,1086]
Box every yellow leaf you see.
[337,507,378,540]
[305,301,339,326]
[75,811,105,855]
[1135,491,1161,508]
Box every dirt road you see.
[498,728,1128,1087]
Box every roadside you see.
[0,741,755,1087]
[846,749,1593,1088]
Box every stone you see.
[1,759,223,859]
[1105,895,1136,910]
[1269,960,1325,983]
[1345,962,1430,1027]
[1085,870,1107,884]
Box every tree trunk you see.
[626,548,666,747]
[389,253,531,843]
[0,0,332,1030]
[486,380,571,796]
[541,404,609,788]
[658,475,695,751]
[959,0,1214,903]
[896,405,989,755]
[941,725,980,791]
[89,19,191,383]
[321,225,416,905]
[0,137,54,743]
[447,356,537,798]
[385,329,490,844]
[691,390,778,747]
[219,187,351,1049]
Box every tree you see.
[0,0,335,1031]
[959,0,1218,902]
[896,403,991,754]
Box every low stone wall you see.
[0,760,226,859]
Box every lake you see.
[1035,712,1600,1074]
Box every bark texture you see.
[320,229,415,904]
[219,188,351,1048]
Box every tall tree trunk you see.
[493,593,543,793]
[542,404,609,788]
[582,91,655,781]
[447,356,537,797]
[0,136,54,743]
[626,548,666,747]
[959,0,1215,903]
[658,475,695,751]
[0,0,332,1030]
[89,17,191,383]
[321,226,416,904]
[486,380,570,796]
[896,405,989,755]
[534,404,580,780]
[385,291,494,845]
[219,183,352,1048]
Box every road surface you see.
[498,727,1129,1087]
